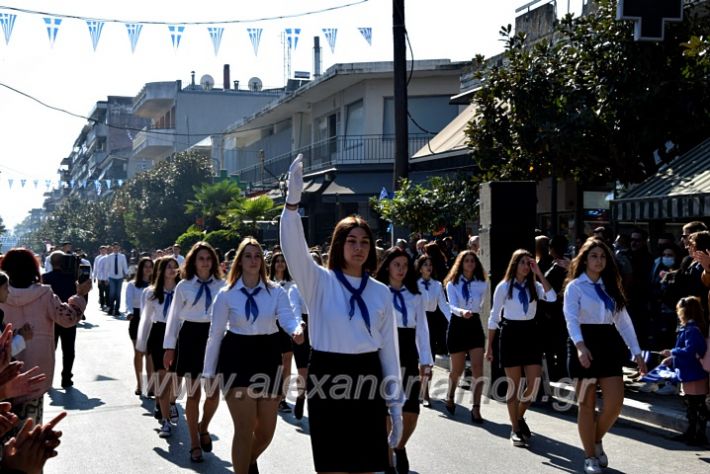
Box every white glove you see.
[388,408,403,448]
[286,153,304,205]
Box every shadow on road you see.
[47,387,105,411]
[76,321,99,329]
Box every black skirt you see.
[399,328,421,414]
[128,308,140,341]
[308,350,389,473]
[276,321,293,354]
[498,318,542,368]
[175,321,210,378]
[447,314,485,353]
[147,322,167,370]
[293,314,311,369]
[426,308,449,356]
[567,324,629,380]
[217,332,282,395]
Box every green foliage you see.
[370,176,478,234]
[220,194,281,236]
[175,229,205,251]
[0,217,6,238]
[466,0,710,184]
[204,229,240,253]
[185,180,243,231]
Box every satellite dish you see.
[248,77,263,91]
[200,74,215,90]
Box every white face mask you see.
[661,256,675,267]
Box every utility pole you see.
[393,0,408,190]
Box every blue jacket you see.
[672,320,708,383]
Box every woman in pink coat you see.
[0,248,90,425]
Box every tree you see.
[0,216,6,238]
[370,176,479,234]
[185,180,243,232]
[220,194,280,237]
[204,229,241,253]
[466,0,710,184]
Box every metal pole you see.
[393,0,408,190]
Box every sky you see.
[0,0,586,231]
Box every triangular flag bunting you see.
[0,13,16,45]
[32,179,39,189]
[207,27,224,56]
[20,179,26,188]
[81,180,87,188]
[285,28,301,50]
[86,20,104,51]
[322,28,337,54]
[94,180,100,191]
[168,24,185,49]
[358,27,372,46]
[7,179,13,189]
[44,17,62,46]
[125,23,143,53]
[247,28,263,56]
[117,179,124,187]
[45,179,52,189]
[70,180,75,188]
[105,179,112,189]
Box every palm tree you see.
[220,194,281,237]
[185,180,242,231]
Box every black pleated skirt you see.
[175,320,210,378]
[447,313,485,354]
[128,308,140,341]
[292,314,311,369]
[399,327,421,414]
[307,350,389,473]
[568,324,628,379]
[276,321,294,354]
[498,318,542,367]
[217,332,282,395]
[426,308,449,355]
[147,321,167,370]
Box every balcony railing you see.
[235,134,431,186]
[132,127,176,158]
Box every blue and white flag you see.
[43,17,62,46]
[7,179,13,189]
[69,180,75,189]
[125,23,143,53]
[20,179,26,188]
[44,179,52,190]
[81,180,87,189]
[32,179,39,189]
[168,24,185,49]
[208,27,224,56]
[105,179,112,189]
[322,28,337,53]
[86,20,104,51]
[358,27,372,46]
[285,28,301,50]
[379,186,390,201]
[0,13,16,45]
[247,27,263,56]
[117,179,124,187]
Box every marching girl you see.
[202,237,303,474]
[268,252,296,414]
[444,250,488,423]
[415,254,451,407]
[125,257,153,397]
[376,247,433,474]
[563,238,646,474]
[486,249,556,447]
[136,257,180,439]
[163,242,224,463]
[279,154,403,474]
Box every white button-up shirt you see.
[124,281,147,313]
[135,287,174,353]
[446,278,488,317]
[107,252,129,279]
[389,286,433,366]
[563,273,641,355]
[417,278,452,320]
[163,277,225,349]
[488,280,557,330]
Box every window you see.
[345,100,364,137]
[382,95,458,135]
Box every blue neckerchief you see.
[460,277,472,302]
[240,286,262,323]
[333,269,371,334]
[593,282,615,313]
[390,287,408,326]
[422,279,430,291]
[512,282,529,314]
[162,290,174,318]
[193,278,214,313]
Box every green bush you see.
[175,230,205,252]
[204,229,240,254]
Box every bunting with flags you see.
[207,26,223,56]
[125,23,142,53]
[247,27,262,56]
[358,26,372,45]
[86,20,104,51]
[168,24,185,49]
[285,27,301,50]
[322,28,337,53]
[20,179,26,188]
[7,179,13,189]
[43,17,61,46]
[0,13,16,45]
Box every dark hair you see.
[310,251,323,266]
[424,242,448,281]
[0,248,40,288]
[501,249,539,303]
[182,241,222,281]
[133,257,154,289]
[150,257,180,304]
[268,252,292,282]
[414,254,432,276]
[375,247,420,294]
[564,238,626,311]
[227,237,271,291]
[689,231,710,252]
[677,296,707,335]
[443,250,486,287]
[549,235,568,257]
[327,215,377,273]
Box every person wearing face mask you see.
[650,243,682,350]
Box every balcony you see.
[86,123,108,149]
[132,82,177,118]
[235,134,430,186]
[132,127,176,159]
[87,151,108,171]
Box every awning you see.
[411,104,475,161]
[320,172,393,202]
[612,137,710,221]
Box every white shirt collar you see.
[235,277,268,292]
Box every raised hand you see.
[286,154,304,205]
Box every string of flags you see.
[1,177,125,192]
[0,11,374,55]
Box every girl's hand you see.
[286,154,304,205]
[529,259,543,278]
[693,250,710,272]
[163,349,175,369]
[291,327,305,345]
[576,344,593,369]
[462,311,473,319]
[635,354,648,375]
[485,346,493,362]
[660,356,673,367]
[660,349,671,357]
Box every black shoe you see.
[189,447,204,463]
[470,406,484,424]
[278,400,291,413]
[394,448,409,474]
[153,404,162,420]
[444,399,455,415]
[421,398,432,409]
[294,396,305,420]
[248,461,259,474]
[518,417,531,441]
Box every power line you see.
[0,1,370,25]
